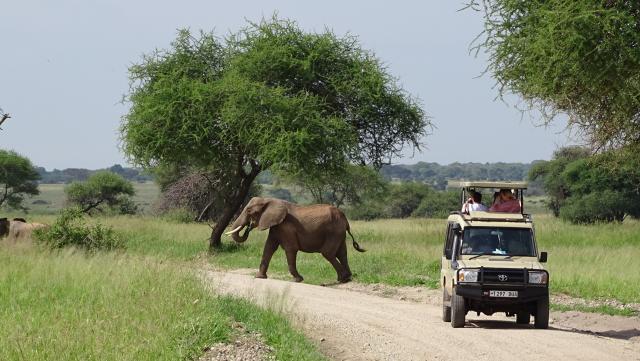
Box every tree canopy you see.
[121,17,429,248]
[65,171,136,215]
[529,146,640,223]
[470,0,640,149]
[0,149,40,210]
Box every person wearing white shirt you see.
[461,191,488,213]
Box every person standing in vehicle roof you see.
[461,190,488,213]
[489,189,521,213]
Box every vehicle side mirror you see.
[539,251,547,263]
[452,223,462,234]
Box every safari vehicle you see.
[441,181,549,328]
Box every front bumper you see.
[456,283,548,303]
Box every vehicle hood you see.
[457,257,544,270]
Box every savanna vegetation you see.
[0,244,325,361]
[121,17,429,249]
[470,0,640,149]
[13,210,639,313]
[4,4,640,359]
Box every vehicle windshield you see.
[460,227,535,257]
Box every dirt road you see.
[202,270,640,361]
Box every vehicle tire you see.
[516,312,530,325]
[534,296,549,329]
[450,289,466,328]
[442,289,451,322]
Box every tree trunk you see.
[209,167,259,250]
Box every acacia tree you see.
[65,171,136,214]
[121,18,429,249]
[0,149,40,209]
[469,0,640,149]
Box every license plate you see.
[489,290,518,298]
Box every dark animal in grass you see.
[226,197,365,283]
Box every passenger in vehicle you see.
[468,234,498,254]
[489,189,521,213]
[461,191,488,213]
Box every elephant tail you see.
[347,224,366,253]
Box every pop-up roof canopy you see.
[447,181,528,190]
[448,180,529,215]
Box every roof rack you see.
[447,180,528,190]
[463,211,532,223]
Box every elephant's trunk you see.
[229,210,252,243]
[231,225,252,243]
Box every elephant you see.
[226,197,365,283]
[0,217,47,242]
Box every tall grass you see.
[0,244,325,361]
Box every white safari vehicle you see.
[441,181,549,328]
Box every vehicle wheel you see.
[450,289,465,328]
[534,296,549,329]
[442,289,451,322]
[516,312,530,325]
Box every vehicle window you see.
[460,227,535,256]
[443,223,454,259]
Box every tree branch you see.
[0,113,11,129]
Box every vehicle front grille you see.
[482,268,525,284]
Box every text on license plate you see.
[489,290,518,298]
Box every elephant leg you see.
[285,250,303,282]
[322,252,349,283]
[336,241,352,281]
[257,237,279,279]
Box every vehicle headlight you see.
[528,271,548,285]
[458,269,479,283]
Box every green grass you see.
[550,303,638,317]
[61,214,639,306]
[13,184,640,311]
[0,244,325,361]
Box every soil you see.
[199,322,274,361]
[201,269,640,361]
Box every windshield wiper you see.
[468,253,492,260]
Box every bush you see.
[560,191,633,224]
[34,208,124,251]
[413,190,459,218]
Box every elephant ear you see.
[258,200,288,230]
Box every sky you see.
[0,0,574,170]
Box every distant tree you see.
[469,0,640,149]
[529,147,590,216]
[266,187,294,202]
[386,182,431,218]
[121,18,429,249]
[531,145,640,222]
[413,189,459,218]
[0,149,40,209]
[65,171,136,214]
[559,147,640,223]
[293,164,386,208]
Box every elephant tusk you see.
[225,225,245,235]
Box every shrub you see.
[560,191,633,224]
[413,190,459,218]
[34,208,124,251]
